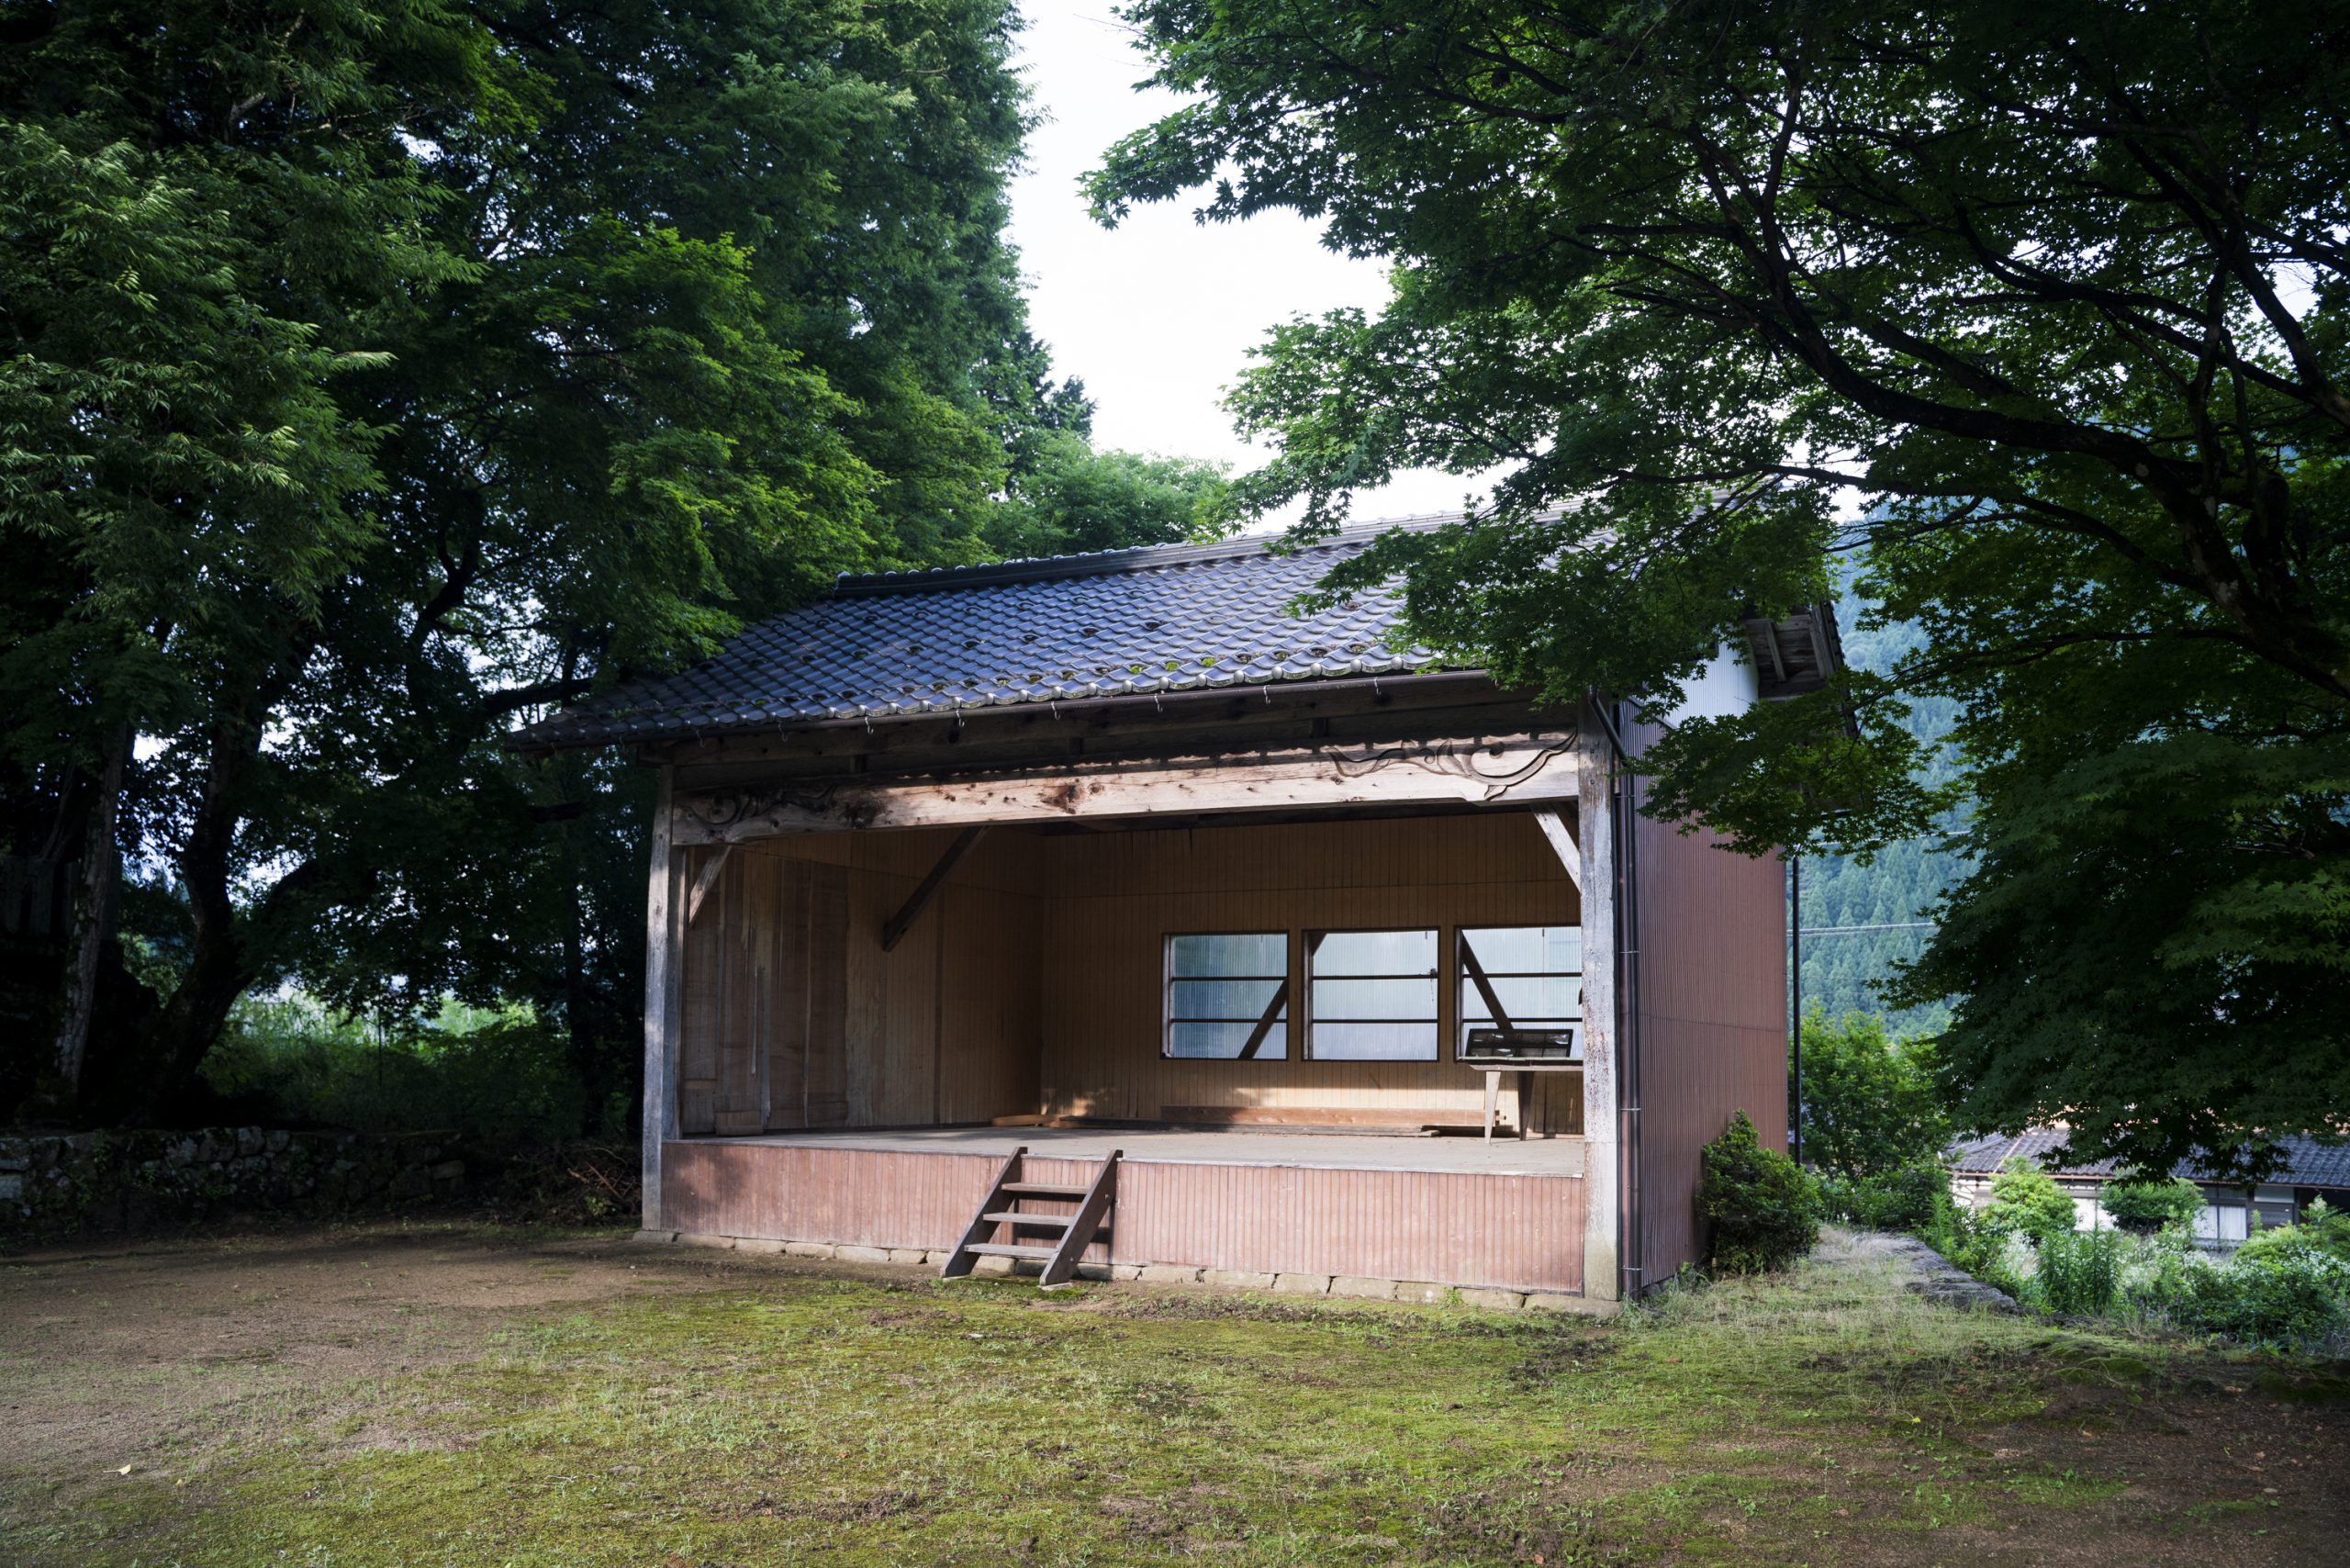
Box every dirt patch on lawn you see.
[0,1222,821,1481]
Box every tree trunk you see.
[38,726,129,1117]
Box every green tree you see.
[1795,1009,1946,1180]
[4,0,1078,1123]
[988,437,1231,559]
[1981,1159,2078,1247]
[2100,1175,2205,1237]
[0,0,494,1114]
[1087,0,2350,1181]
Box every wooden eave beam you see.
[638,671,1549,772]
[670,728,1580,843]
[879,825,987,952]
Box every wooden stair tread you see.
[940,1146,1123,1289]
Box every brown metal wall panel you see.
[663,1142,1583,1293]
[1621,716,1788,1288]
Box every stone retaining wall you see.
[0,1127,470,1246]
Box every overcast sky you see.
[1004,5,1483,526]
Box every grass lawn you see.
[1,1224,2343,1565]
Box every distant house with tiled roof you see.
[1947,1129,2350,1249]
[515,515,1841,1305]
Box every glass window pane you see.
[1169,978,1285,1021]
[1309,1021,1438,1060]
[1168,1021,1289,1059]
[1310,977,1437,1020]
[1460,976,1583,1022]
[1170,933,1285,978]
[1310,929,1437,976]
[1460,925,1581,974]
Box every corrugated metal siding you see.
[1622,717,1788,1286]
[665,1142,1584,1294]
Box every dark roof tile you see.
[513,521,1459,752]
[1947,1127,2350,1189]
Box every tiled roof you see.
[1947,1128,2350,1190]
[512,520,1463,753]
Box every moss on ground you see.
[3,1229,2344,1565]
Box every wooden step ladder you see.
[938,1146,1119,1290]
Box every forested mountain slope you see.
[1796,573,1963,1029]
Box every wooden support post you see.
[880,825,986,953]
[640,767,682,1232]
[1576,701,1622,1303]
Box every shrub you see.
[1698,1110,1820,1274]
[2100,1174,2204,1235]
[2234,1206,2350,1271]
[2174,1251,2350,1347]
[1793,1008,1949,1179]
[1819,1161,1950,1233]
[1980,1157,2077,1245]
[201,992,587,1145]
[2031,1226,2126,1316]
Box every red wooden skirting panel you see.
[664,1142,1583,1294]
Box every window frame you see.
[1160,929,1293,1062]
[1301,925,1444,1063]
[1452,924,1584,1063]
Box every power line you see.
[1797,921,1936,935]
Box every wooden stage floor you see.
[691,1124,1586,1177]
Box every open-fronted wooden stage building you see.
[516,521,1838,1307]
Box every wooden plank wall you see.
[1622,715,1790,1286]
[676,830,1041,1133]
[674,811,1584,1137]
[663,1140,1585,1293]
[1036,813,1583,1132]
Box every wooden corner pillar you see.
[1576,700,1622,1305]
[641,765,683,1230]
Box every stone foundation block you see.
[887,1249,929,1266]
[834,1244,891,1264]
[1330,1275,1397,1301]
[1456,1287,1527,1311]
[1392,1281,1452,1305]
[971,1254,1015,1276]
[1203,1269,1277,1291]
[1137,1263,1201,1285]
[783,1240,835,1259]
[1112,1264,1145,1281]
[734,1238,787,1255]
[679,1233,736,1250]
[1273,1272,1332,1295]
